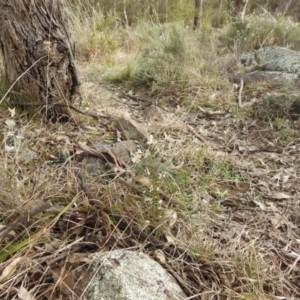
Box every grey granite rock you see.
[75,250,187,300]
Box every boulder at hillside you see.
[229,47,300,87]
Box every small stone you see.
[111,140,139,164]
[116,117,149,142]
[144,105,165,122]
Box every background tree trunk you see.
[233,0,249,22]
[193,0,204,30]
[0,0,80,116]
[268,0,293,16]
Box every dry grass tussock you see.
[1,5,300,300]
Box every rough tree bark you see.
[193,0,204,30]
[0,0,80,117]
[233,0,249,22]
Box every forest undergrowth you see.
[0,1,300,299]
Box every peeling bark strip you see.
[0,0,80,108]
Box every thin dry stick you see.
[238,78,244,108]
[187,124,206,142]
[52,102,111,120]
[0,55,48,105]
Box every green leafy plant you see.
[215,188,229,199]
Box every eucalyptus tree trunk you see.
[193,0,204,30]
[0,0,80,117]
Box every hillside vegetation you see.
[0,1,300,299]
